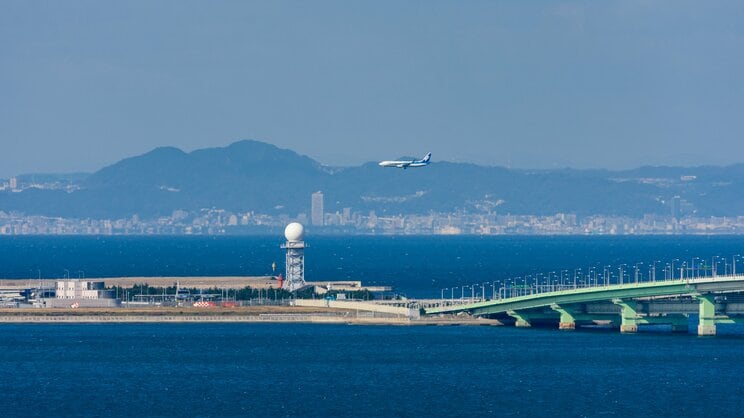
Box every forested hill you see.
[2,140,743,219]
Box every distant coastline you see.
[3,141,744,236]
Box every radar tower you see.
[281,222,306,292]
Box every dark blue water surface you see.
[1,323,743,417]
[1,235,743,297]
[2,236,744,416]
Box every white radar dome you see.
[284,222,305,242]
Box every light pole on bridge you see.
[535,273,543,293]
[694,257,699,278]
[650,260,660,282]
[634,262,643,284]
[602,266,612,286]
[589,267,596,287]
[735,255,741,276]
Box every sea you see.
[1,235,744,417]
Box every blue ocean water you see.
[1,323,744,417]
[2,236,744,416]
[0,235,743,298]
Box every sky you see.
[1,1,744,177]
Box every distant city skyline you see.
[2,2,744,178]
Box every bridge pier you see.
[696,294,716,336]
[551,304,576,330]
[507,311,532,328]
[613,299,638,333]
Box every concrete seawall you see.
[293,299,420,318]
[0,313,501,326]
[0,314,428,325]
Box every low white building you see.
[56,280,114,300]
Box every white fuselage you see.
[378,160,428,168]
[378,153,431,169]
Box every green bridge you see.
[423,275,744,336]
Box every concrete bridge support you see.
[507,310,532,328]
[696,294,716,336]
[551,304,576,330]
[613,299,638,333]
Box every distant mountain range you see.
[2,140,744,219]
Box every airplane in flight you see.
[378,152,432,169]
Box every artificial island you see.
[3,223,744,335]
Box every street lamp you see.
[634,262,643,284]
[535,273,543,293]
[650,260,660,282]
[604,266,611,286]
[573,269,580,289]
[692,257,700,278]
[589,267,596,287]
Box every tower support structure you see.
[281,222,307,292]
[281,241,305,292]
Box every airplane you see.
[378,152,431,169]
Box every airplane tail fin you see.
[421,152,431,163]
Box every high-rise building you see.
[311,191,324,226]
[9,177,17,190]
[342,207,352,224]
[670,196,681,219]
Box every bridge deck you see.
[425,275,744,316]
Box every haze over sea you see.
[2,235,744,417]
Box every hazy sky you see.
[2,1,744,177]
